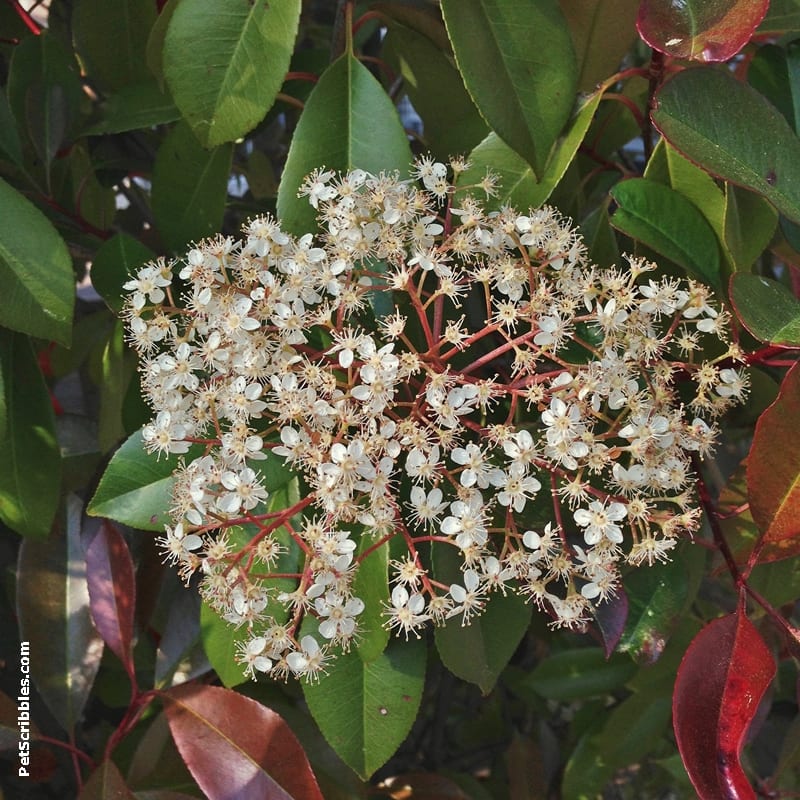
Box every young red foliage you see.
[673,608,775,799]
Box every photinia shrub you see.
[4,1,800,798]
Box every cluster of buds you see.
[122,157,747,681]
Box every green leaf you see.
[610,177,722,291]
[653,66,800,224]
[83,82,181,136]
[7,33,84,179]
[562,690,672,799]
[747,44,800,133]
[441,0,577,178]
[91,233,155,314]
[723,184,777,271]
[146,0,182,87]
[79,760,138,800]
[352,537,390,663]
[618,556,689,664]
[73,0,157,91]
[0,331,61,539]
[199,601,249,689]
[383,23,487,160]
[151,121,232,252]
[759,0,800,33]
[0,177,75,346]
[558,0,640,93]
[276,52,413,236]
[87,429,202,531]
[163,0,301,147]
[511,648,637,702]
[433,545,531,694]
[0,89,23,165]
[16,497,105,732]
[457,89,603,211]
[302,636,426,779]
[729,273,800,345]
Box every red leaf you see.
[162,683,324,800]
[747,363,800,551]
[85,521,136,681]
[593,587,629,658]
[637,0,769,62]
[673,609,775,799]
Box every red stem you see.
[8,0,41,34]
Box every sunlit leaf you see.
[653,67,800,224]
[163,682,324,800]
[610,177,722,291]
[637,0,769,62]
[673,609,775,799]
[302,637,426,779]
[730,274,800,346]
[0,178,74,346]
[151,121,232,253]
[0,331,61,539]
[748,363,800,553]
[276,52,413,235]
[352,536,390,663]
[83,82,180,136]
[441,0,577,178]
[85,521,137,681]
[16,497,105,733]
[163,0,301,146]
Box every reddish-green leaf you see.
[163,682,323,800]
[276,52,413,235]
[302,637,426,779]
[637,0,769,62]
[0,331,61,539]
[673,609,775,799]
[747,362,800,550]
[592,588,628,658]
[441,0,577,178]
[79,760,137,800]
[85,521,137,681]
[652,67,800,224]
[730,274,800,346]
[16,497,105,733]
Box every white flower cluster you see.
[122,157,746,681]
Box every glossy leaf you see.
[91,233,155,314]
[434,545,531,694]
[302,636,426,779]
[276,52,413,235]
[151,121,232,253]
[617,553,690,664]
[558,0,640,92]
[79,760,137,800]
[637,0,769,62]
[87,429,203,531]
[457,89,603,212]
[73,0,157,91]
[0,331,61,539]
[748,363,800,553]
[352,537,390,663]
[163,0,301,147]
[163,682,324,800]
[441,0,577,178]
[0,177,74,346]
[198,600,249,689]
[371,1,451,52]
[383,23,487,160]
[653,66,800,224]
[85,521,137,680]
[16,497,105,732]
[673,609,775,799]
[729,274,800,346]
[610,177,721,290]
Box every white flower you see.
[574,501,627,545]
